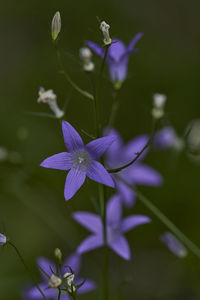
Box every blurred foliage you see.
[1,0,200,299]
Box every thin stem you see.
[94,45,109,138]
[108,118,157,173]
[117,177,200,259]
[8,241,48,300]
[58,289,61,300]
[54,44,94,101]
[108,89,120,128]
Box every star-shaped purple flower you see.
[41,121,115,200]
[23,253,96,300]
[73,194,151,260]
[87,33,143,86]
[105,128,163,207]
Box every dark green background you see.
[1,0,200,299]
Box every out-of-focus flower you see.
[0,233,7,245]
[23,254,96,300]
[152,93,167,119]
[79,47,94,72]
[160,232,188,258]
[41,121,115,201]
[99,21,112,45]
[87,33,143,88]
[186,119,200,154]
[73,194,151,260]
[104,128,163,207]
[51,12,61,41]
[38,87,64,119]
[153,126,185,151]
[0,147,8,162]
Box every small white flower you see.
[100,21,112,45]
[49,274,62,289]
[38,87,64,119]
[79,47,94,72]
[51,12,61,41]
[63,272,76,293]
[152,93,167,119]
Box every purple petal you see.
[64,168,86,200]
[73,212,102,234]
[109,235,131,260]
[108,39,126,61]
[23,283,56,300]
[0,233,6,245]
[160,232,188,258]
[106,194,122,225]
[153,127,177,150]
[77,278,96,294]
[86,41,105,58]
[127,33,143,53]
[129,164,163,186]
[123,135,149,163]
[77,235,104,254]
[108,56,129,82]
[60,294,70,300]
[86,161,115,188]
[61,253,81,276]
[37,257,56,281]
[40,152,72,171]
[62,121,84,152]
[86,136,115,160]
[122,215,151,233]
[104,128,124,165]
[115,178,136,207]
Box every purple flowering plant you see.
[2,11,200,300]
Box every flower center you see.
[72,150,91,171]
[107,223,121,243]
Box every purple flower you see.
[87,33,143,86]
[0,233,6,245]
[160,232,188,258]
[105,128,163,207]
[73,194,151,260]
[153,127,177,150]
[41,121,115,201]
[23,253,96,300]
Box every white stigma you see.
[38,87,64,119]
[100,21,112,45]
[63,272,76,293]
[72,150,91,171]
[79,47,95,72]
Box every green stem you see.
[54,44,94,101]
[108,89,120,128]
[8,241,48,300]
[58,289,61,300]
[118,177,200,259]
[94,45,109,138]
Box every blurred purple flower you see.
[153,127,177,150]
[87,33,143,86]
[23,253,96,300]
[0,233,6,245]
[41,121,115,201]
[104,128,163,207]
[160,232,188,258]
[73,194,151,260]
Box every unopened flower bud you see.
[54,248,62,263]
[79,47,94,72]
[100,21,112,45]
[63,272,76,293]
[51,12,61,41]
[152,93,167,119]
[38,87,64,119]
[49,274,62,289]
[0,233,7,245]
